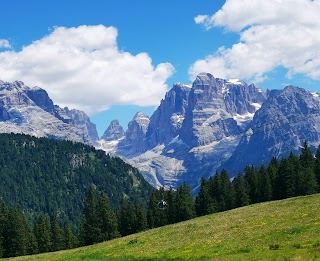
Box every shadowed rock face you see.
[0,80,99,146]
[117,112,150,157]
[146,83,191,148]
[222,85,320,174]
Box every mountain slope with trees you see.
[0,133,153,229]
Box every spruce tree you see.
[0,202,8,258]
[244,166,260,203]
[80,185,101,245]
[3,208,28,257]
[298,142,318,195]
[175,183,196,222]
[118,198,136,236]
[134,202,148,232]
[166,187,177,224]
[98,192,120,241]
[233,173,250,208]
[34,213,51,253]
[258,165,272,202]
[50,212,64,251]
[220,169,235,210]
[315,145,320,192]
[64,224,76,249]
[195,178,213,216]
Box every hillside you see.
[9,194,320,261]
[0,133,153,229]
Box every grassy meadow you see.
[8,194,320,261]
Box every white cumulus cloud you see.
[190,0,320,83]
[0,25,174,115]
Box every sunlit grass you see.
[8,194,320,260]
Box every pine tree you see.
[134,202,148,232]
[175,183,196,222]
[34,213,51,253]
[220,169,235,210]
[244,166,260,203]
[98,192,120,241]
[80,185,101,246]
[118,198,136,236]
[147,188,167,228]
[233,173,250,208]
[64,224,76,249]
[166,187,177,224]
[3,208,28,257]
[195,178,215,216]
[50,212,64,252]
[0,202,8,258]
[274,155,298,199]
[209,172,222,212]
[315,145,320,192]
[298,142,318,195]
[258,165,272,202]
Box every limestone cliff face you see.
[180,73,266,147]
[0,80,98,146]
[146,83,191,148]
[222,85,320,173]
[101,119,125,141]
[117,112,150,157]
[102,73,267,189]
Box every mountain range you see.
[1,74,319,191]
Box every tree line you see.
[1,141,320,258]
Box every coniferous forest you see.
[0,134,320,258]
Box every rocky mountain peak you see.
[222,85,320,174]
[101,119,125,141]
[146,82,191,148]
[0,80,99,146]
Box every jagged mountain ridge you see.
[101,73,269,189]
[221,85,320,173]
[0,80,98,145]
[1,76,319,192]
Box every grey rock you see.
[117,112,150,157]
[222,85,320,174]
[146,82,191,148]
[101,119,125,141]
[0,80,99,146]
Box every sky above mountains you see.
[0,0,320,136]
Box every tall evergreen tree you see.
[244,166,260,203]
[175,183,196,222]
[98,192,120,241]
[298,142,318,195]
[3,208,28,257]
[258,165,272,202]
[315,145,320,192]
[134,202,148,232]
[195,178,216,216]
[220,169,235,210]
[118,198,136,236]
[0,202,8,258]
[64,224,76,250]
[79,185,101,246]
[166,187,177,224]
[50,212,64,251]
[34,213,51,253]
[233,173,250,208]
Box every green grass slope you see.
[9,194,320,261]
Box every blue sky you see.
[1,0,320,136]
